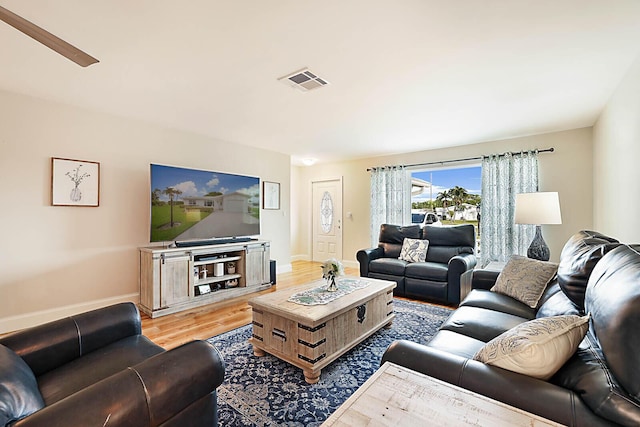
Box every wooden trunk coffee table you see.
[248,276,396,384]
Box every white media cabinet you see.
[139,240,271,318]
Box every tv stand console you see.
[139,240,271,318]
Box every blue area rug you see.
[207,299,452,426]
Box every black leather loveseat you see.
[357,223,477,305]
[0,303,225,427]
[382,230,640,426]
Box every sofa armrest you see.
[1,303,141,376]
[356,247,383,277]
[447,253,477,304]
[382,340,609,427]
[14,340,225,427]
[132,340,225,425]
[471,269,501,290]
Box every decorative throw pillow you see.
[491,255,559,308]
[0,344,45,425]
[398,238,429,263]
[473,314,589,380]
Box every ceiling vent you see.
[278,68,329,92]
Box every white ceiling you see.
[2,1,640,165]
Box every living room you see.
[1,1,639,334]
[1,1,640,425]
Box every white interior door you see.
[312,179,343,262]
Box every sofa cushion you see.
[405,262,448,281]
[37,335,164,405]
[585,244,640,400]
[426,246,473,264]
[557,230,619,310]
[491,255,558,308]
[0,344,45,425]
[439,306,529,343]
[399,238,429,262]
[427,330,486,360]
[460,289,537,320]
[473,314,589,380]
[552,333,640,426]
[0,303,143,378]
[536,283,581,318]
[422,224,475,264]
[369,258,407,276]
[378,224,421,258]
[422,224,475,247]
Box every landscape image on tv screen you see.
[150,164,260,242]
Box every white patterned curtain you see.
[480,151,538,266]
[370,166,411,247]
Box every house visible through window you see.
[411,165,482,248]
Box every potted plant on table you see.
[321,258,344,292]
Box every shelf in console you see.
[193,255,241,266]
[195,273,241,286]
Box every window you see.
[411,165,482,247]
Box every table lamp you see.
[514,192,562,261]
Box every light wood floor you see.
[0,261,438,346]
[141,260,363,349]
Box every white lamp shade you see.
[515,192,562,225]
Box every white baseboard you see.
[343,259,359,269]
[1,259,360,335]
[0,293,140,335]
[276,263,293,274]
[289,254,358,269]
[290,254,309,261]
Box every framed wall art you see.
[51,157,100,207]
[263,181,280,210]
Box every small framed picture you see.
[263,181,280,210]
[51,157,100,207]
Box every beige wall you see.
[292,128,593,267]
[11,51,640,333]
[593,54,640,242]
[0,90,291,333]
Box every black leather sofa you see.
[357,223,477,305]
[0,303,225,427]
[382,230,640,426]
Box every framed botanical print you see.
[51,157,100,207]
[263,181,280,210]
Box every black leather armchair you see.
[0,303,225,427]
[357,223,477,305]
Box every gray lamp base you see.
[527,225,550,261]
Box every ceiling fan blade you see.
[0,5,98,67]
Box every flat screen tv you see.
[150,164,260,244]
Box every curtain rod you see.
[367,147,554,171]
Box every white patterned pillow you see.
[398,238,429,263]
[491,255,558,308]
[473,314,589,380]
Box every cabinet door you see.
[160,253,192,307]
[262,243,271,283]
[246,244,266,286]
[140,251,161,311]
